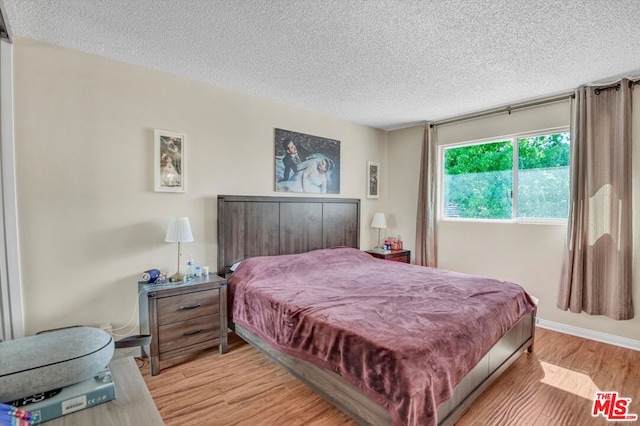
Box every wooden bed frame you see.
[217,194,536,425]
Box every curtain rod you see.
[593,79,640,95]
[430,92,575,128]
[430,77,640,128]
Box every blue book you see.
[7,366,115,423]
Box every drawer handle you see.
[179,303,201,310]
[182,329,203,337]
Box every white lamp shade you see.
[370,212,387,229]
[165,217,194,243]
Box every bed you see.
[217,195,536,426]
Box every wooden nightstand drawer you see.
[158,314,221,353]
[157,289,219,325]
[387,253,409,263]
[139,275,228,375]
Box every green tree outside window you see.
[443,132,569,220]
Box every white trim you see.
[536,318,640,352]
[512,136,518,220]
[439,217,568,226]
[513,218,567,226]
[0,39,23,339]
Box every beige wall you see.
[14,36,639,342]
[13,38,388,335]
[388,100,640,341]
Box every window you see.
[442,130,570,221]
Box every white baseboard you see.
[536,318,640,351]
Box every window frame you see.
[438,126,570,225]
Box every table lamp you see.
[370,212,387,250]
[165,217,193,282]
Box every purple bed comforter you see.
[228,247,536,426]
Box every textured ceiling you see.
[4,0,640,130]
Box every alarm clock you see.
[142,269,161,283]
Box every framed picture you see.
[367,161,380,199]
[274,128,340,194]
[154,129,186,193]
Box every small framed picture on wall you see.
[367,161,380,199]
[154,129,186,193]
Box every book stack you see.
[370,246,391,254]
[6,366,115,423]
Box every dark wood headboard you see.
[217,195,360,275]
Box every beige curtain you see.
[558,79,634,320]
[415,124,437,267]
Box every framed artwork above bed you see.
[274,128,340,194]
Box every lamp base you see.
[169,271,184,282]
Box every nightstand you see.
[366,249,411,264]
[138,274,228,375]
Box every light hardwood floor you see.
[141,328,640,425]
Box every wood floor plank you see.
[140,328,640,426]
[540,387,606,426]
[533,413,571,426]
[456,355,549,426]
